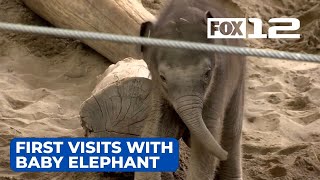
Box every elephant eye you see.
[204,68,211,79]
[160,74,166,82]
[159,71,167,83]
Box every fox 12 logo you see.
[207,18,300,39]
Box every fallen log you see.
[22,0,155,63]
[80,58,151,137]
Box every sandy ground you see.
[0,0,319,180]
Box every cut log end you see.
[80,58,152,138]
[80,77,152,138]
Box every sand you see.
[0,0,319,179]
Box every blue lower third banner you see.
[10,138,179,172]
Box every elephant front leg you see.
[215,125,242,180]
[215,87,244,180]
[187,136,220,180]
[134,96,186,180]
[215,138,242,180]
[135,172,161,180]
[185,93,226,180]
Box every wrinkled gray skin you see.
[135,0,246,179]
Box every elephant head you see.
[140,9,228,161]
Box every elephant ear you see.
[140,21,153,52]
[203,10,216,36]
[204,10,214,24]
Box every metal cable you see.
[0,22,319,62]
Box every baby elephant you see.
[135,0,246,179]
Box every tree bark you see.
[22,0,155,63]
[80,58,152,137]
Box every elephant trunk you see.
[174,95,228,161]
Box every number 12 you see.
[248,18,300,39]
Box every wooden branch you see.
[22,0,155,63]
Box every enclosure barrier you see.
[0,22,319,63]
